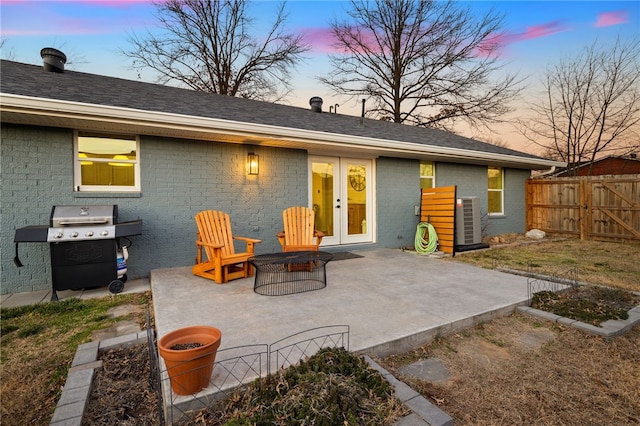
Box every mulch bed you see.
[84,344,408,425]
[83,343,159,425]
[531,286,640,326]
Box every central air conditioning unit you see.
[455,196,482,246]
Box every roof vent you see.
[40,48,67,73]
[309,96,323,113]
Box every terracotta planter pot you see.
[158,325,222,395]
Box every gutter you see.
[1,94,565,169]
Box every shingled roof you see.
[0,59,560,169]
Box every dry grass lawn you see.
[0,294,150,425]
[452,234,640,291]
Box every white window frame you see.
[74,131,141,192]
[488,166,504,216]
[420,161,436,189]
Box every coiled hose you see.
[415,222,438,254]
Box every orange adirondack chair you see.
[276,206,324,252]
[193,210,261,284]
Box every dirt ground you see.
[381,314,640,425]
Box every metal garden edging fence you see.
[148,324,350,425]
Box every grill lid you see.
[51,205,117,227]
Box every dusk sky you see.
[1,0,638,152]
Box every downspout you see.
[536,166,557,178]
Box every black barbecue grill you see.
[14,205,142,300]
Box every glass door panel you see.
[310,157,372,246]
[311,159,339,244]
[342,160,371,244]
[347,164,367,235]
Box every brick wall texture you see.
[2,123,530,294]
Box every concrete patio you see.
[4,247,534,425]
[151,248,531,359]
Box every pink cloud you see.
[300,26,389,55]
[300,27,337,54]
[299,28,377,54]
[476,21,568,58]
[594,10,629,27]
[520,21,568,40]
[308,19,570,60]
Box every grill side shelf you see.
[14,225,49,242]
[115,220,143,237]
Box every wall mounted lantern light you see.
[247,153,259,175]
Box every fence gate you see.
[526,175,640,241]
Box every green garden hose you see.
[415,222,438,254]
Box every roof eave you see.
[0,94,565,170]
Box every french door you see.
[309,156,374,246]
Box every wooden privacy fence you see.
[420,186,457,255]
[526,175,640,241]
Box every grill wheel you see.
[108,278,125,294]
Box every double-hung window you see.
[488,166,503,215]
[420,161,435,189]
[74,131,140,192]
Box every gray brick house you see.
[1,58,562,294]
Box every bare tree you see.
[519,37,640,176]
[123,0,308,100]
[319,0,521,130]
[1,38,16,60]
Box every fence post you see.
[525,180,532,231]
[579,179,587,240]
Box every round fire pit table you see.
[249,251,333,296]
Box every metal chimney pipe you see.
[309,96,323,113]
[40,48,67,73]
